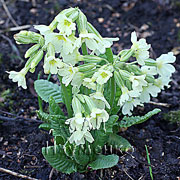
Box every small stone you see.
[98,18,104,23]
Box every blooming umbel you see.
[8,7,176,174]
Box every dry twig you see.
[49,168,55,180]
[0,167,39,180]
[0,110,42,123]
[148,101,170,107]
[0,0,19,27]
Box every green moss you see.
[163,110,180,125]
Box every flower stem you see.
[58,75,73,118]
[37,72,43,112]
[81,42,88,55]
[105,48,116,112]
[110,75,116,112]
[105,48,114,63]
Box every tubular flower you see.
[131,31,151,65]
[7,68,28,89]
[155,52,176,77]
[90,108,109,129]
[58,64,78,86]
[43,56,64,74]
[56,14,76,36]
[93,69,113,85]
[83,78,96,90]
[117,86,140,106]
[129,75,147,92]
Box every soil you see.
[0,0,180,179]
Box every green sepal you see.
[145,75,155,83]
[25,44,40,58]
[119,49,134,62]
[78,63,96,72]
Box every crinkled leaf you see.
[34,79,63,103]
[51,117,70,138]
[73,146,90,166]
[63,141,74,158]
[91,130,108,148]
[42,145,77,174]
[55,136,65,145]
[37,110,65,123]
[88,154,119,170]
[39,123,51,131]
[119,108,161,128]
[49,96,64,116]
[107,133,132,152]
[105,115,119,133]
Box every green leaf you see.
[42,145,77,174]
[49,96,64,116]
[91,130,108,148]
[73,146,90,166]
[63,141,74,158]
[37,110,65,123]
[51,116,70,138]
[119,108,161,128]
[34,79,63,103]
[88,154,119,170]
[39,123,51,131]
[55,136,65,145]
[105,115,119,133]
[107,134,132,152]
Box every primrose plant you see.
[8,7,176,173]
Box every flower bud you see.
[126,64,142,75]
[84,69,98,78]
[119,49,134,62]
[77,10,87,34]
[119,69,131,81]
[87,22,102,39]
[83,55,104,63]
[115,61,126,69]
[59,7,77,17]
[72,96,82,114]
[68,10,79,22]
[49,19,58,31]
[30,49,44,69]
[25,44,40,58]
[114,71,124,88]
[47,43,55,57]
[78,63,96,72]
[14,31,42,44]
[145,59,156,66]
[38,36,45,47]
[145,75,155,83]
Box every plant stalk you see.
[58,75,73,118]
[105,48,116,111]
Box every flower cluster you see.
[114,32,176,115]
[8,7,176,145]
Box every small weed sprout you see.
[7,8,176,173]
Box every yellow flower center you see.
[64,19,71,26]
[49,59,56,65]
[100,72,108,79]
